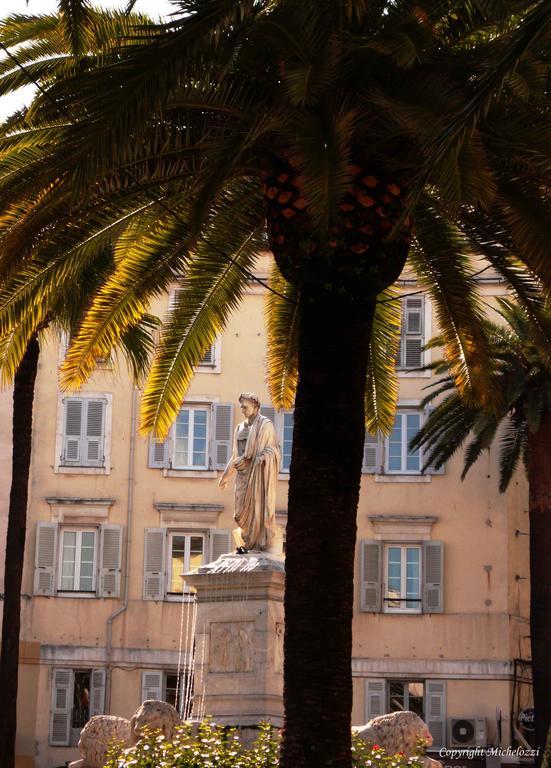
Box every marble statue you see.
[354,711,442,768]
[69,701,181,768]
[219,392,280,552]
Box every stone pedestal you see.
[185,552,285,727]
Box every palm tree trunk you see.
[0,335,40,768]
[280,287,375,768]
[527,415,551,765]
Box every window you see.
[141,670,194,719]
[169,289,221,372]
[61,397,106,467]
[398,296,424,370]
[384,545,422,613]
[34,522,122,598]
[173,407,209,469]
[143,528,232,600]
[148,402,233,472]
[280,411,294,472]
[365,679,446,748]
[359,539,443,613]
[167,532,205,594]
[388,680,424,717]
[50,668,105,746]
[386,412,422,473]
[58,529,97,593]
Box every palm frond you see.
[365,287,400,436]
[265,261,299,410]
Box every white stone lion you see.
[68,700,181,768]
[353,710,442,768]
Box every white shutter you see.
[404,338,423,369]
[360,541,382,612]
[148,435,170,468]
[210,529,232,562]
[199,344,215,366]
[34,522,58,596]
[212,403,234,470]
[365,679,386,721]
[362,432,380,474]
[260,404,276,424]
[423,541,444,613]
[89,669,106,716]
[399,296,424,369]
[141,670,163,702]
[405,297,424,334]
[425,680,446,748]
[143,528,165,600]
[50,669,73,746]
[85,399,105,466]
[99,525,122,598]
[63,398,83,462]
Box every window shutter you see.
[362,432,380,474]
[360,541,382,612]
[34,522,58,596]
[260,404,276,424]
[141,670,163,702]
[85,399,105,466]
[399,296,424,369]
[200,344,215,366]
[148,436,170,469]
[425,680,446,748]
[210,529,232,562]
[423,407,445,474]
[365,679,386,721]
[50,669,73,746]
[89,669,106,716]
[63,399,83,462]
[423,541,444,613]
[212,403,234,470]
[143,528,165,600]
[405,297,424,335]
[404,338,423,369]
[99,525,122,598]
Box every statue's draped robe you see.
[229,414,280,551]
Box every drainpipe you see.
[105,386,138,713]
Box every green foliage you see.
[104,720,427,768]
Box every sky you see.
[0,0,174,121]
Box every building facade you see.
[0,258,532,768]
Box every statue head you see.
[239,392,260,420]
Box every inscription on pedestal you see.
[209,621,255,673]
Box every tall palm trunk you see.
[280,288,376,768]
[0,335,40,768]
[527,414,551,764]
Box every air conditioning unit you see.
[449,718,487,748]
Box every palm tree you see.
[0,4,551,767]
[411,300,551,759]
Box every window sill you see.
[278,472,290,481]
[165,593,197,603]
[196,366,221,374]
[55,466,110,475]
[55,591,98,599]
[164,469,218,478]
[397,370,431,378]
[375,474,431,483]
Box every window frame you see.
[54,392,113,475]
[387,679,425,716]
[384,410,423,475]
[57,527,99,595]
[172,406,210,470]
[166,530,206,598]
[383,543,423,614]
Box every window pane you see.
[174,410,190,467]
[165,673,179,710]
[170,535,186,593]
[60,531,77,590]
[282,412,294,471]
[389,681,405,712]
[407,682,424,717]
[406,548,420,608]
[189,537,204,571]
[406,414,421,471]
[388,415,403,471]
[79,532,95,591]
[387,547,402,607]
[192,410,208,467]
